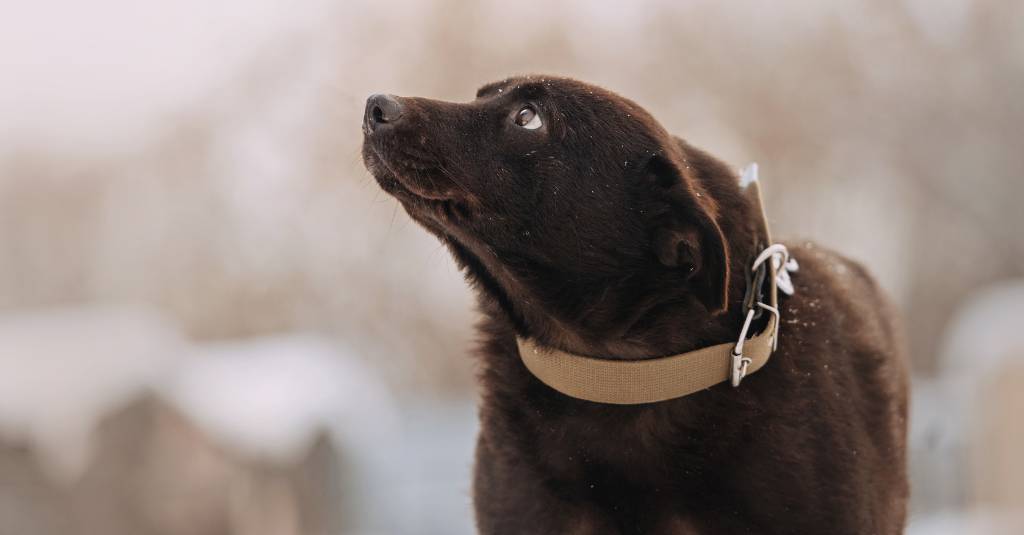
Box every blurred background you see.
[1,1,1022,533]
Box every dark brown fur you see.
[361,76,908,534]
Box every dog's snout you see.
[365,94,404,132]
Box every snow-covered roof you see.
[0,305,396,479]
[161,334,397,463]
[0,306,182,479]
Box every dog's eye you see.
[514,105,542,130]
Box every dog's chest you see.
[531,404,714,490]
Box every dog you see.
[362,75,908,534]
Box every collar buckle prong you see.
[731,351,752,387]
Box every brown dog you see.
[362,76,908,534]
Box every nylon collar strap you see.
[516,165,795,404]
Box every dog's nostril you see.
[365,94,404,131]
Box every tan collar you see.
[516,165,797,404]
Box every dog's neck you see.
[462,162,761,361]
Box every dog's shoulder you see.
[784,241,899,348]
[774,240,909,412]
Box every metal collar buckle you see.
[731,308,757,387]
[731,243,792,387]
[730,302,781,386]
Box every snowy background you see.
[1,1,1022,533]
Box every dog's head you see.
[362,76,746,356]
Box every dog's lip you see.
[385,175,475,225]
[403,182,455,201]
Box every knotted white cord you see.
[752,243,799,296]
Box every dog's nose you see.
[365,94,404,132]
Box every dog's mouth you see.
[364,142,475,224]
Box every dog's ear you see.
[645,154,731,314]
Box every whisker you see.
[386,203,399,241]
[437,161,475,200]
